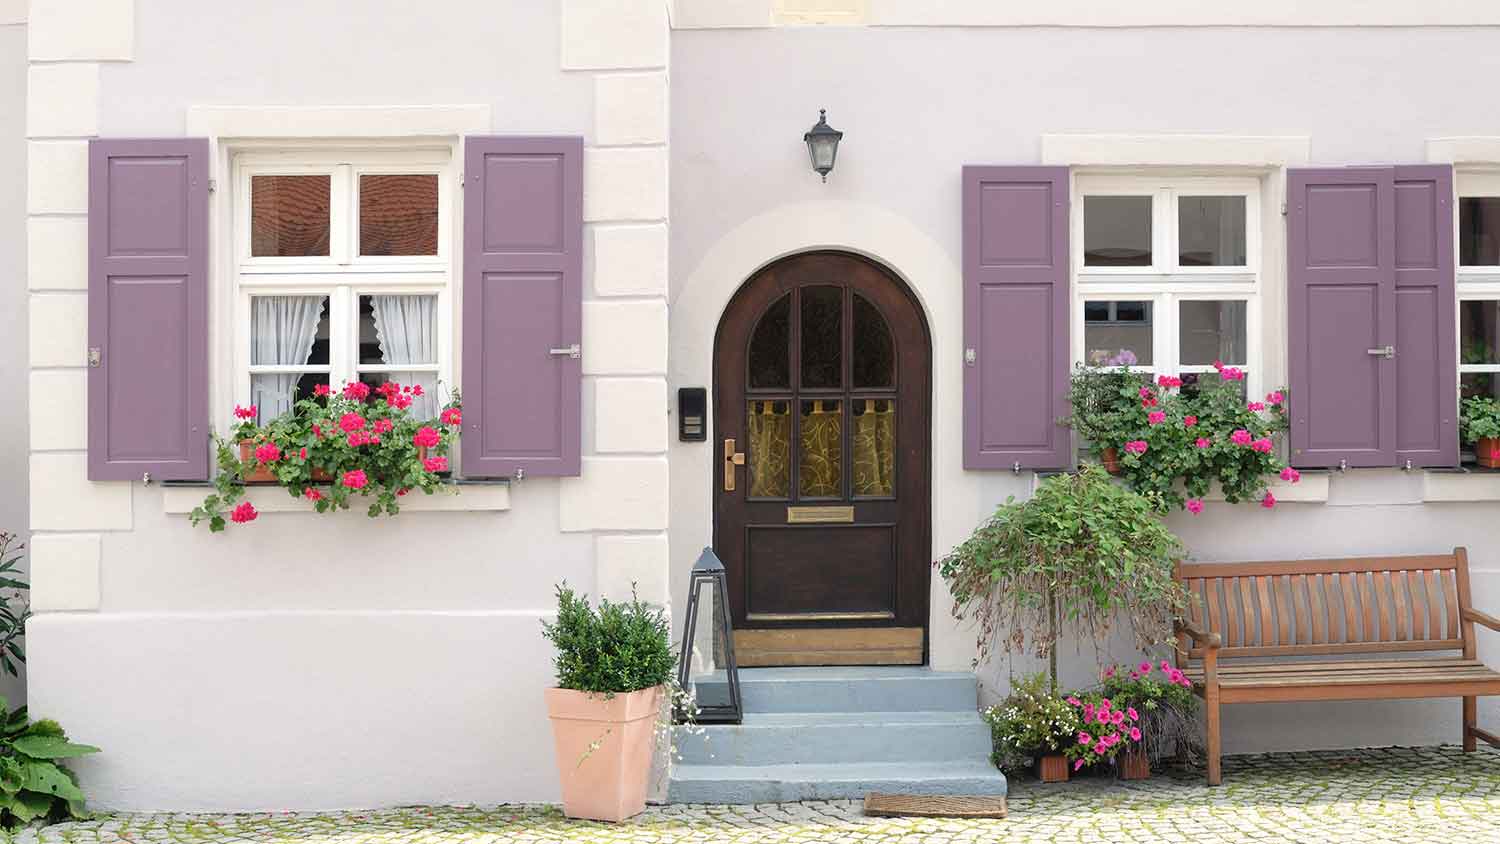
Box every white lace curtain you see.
[250,296,324,422]
[371,294,439,419]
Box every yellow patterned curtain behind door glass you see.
[747,400,790,497]
[799,400,843,497]
[852,399,895,496]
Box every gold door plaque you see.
[786,505,855,524]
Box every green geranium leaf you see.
[12,735,101,759]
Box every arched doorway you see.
[713,251,932,666]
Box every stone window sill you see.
[1423,467,1500,502]
[1033,469,1331,503]
[160,479,510,515]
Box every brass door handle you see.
[723,438,745,491]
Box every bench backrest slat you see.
[1176,549,1471,661]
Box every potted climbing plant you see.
[540,584,675,823]
[937,466,1187,688]
[1461,396,1500,468]
[189,381,461,531]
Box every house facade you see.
[12,0,1500,811]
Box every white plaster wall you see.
[28,0,673,812]
[0,20,27,708]
[669,25,1500,754]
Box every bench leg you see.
[1205,691,1222,786]
[1464,696,1478,752]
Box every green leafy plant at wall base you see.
[1460,396,1500,443]
[0,700,99,829]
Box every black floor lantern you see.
[676,547,742,724]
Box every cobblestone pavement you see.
[22,746,1500,844]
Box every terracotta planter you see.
[1118,743,1150,780]
[545,685,662,822]
[238,440,333,483]
[1476,437,1500,469]
[1099,446,1123,475]
[1037,753,1070,783]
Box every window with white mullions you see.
[233,148,454,423]
[1074,174,1261,395]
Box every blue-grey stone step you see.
[676,710,991,766]
[693,667,978,713]
[667,760,1008,804]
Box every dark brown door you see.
[713,251,931,666]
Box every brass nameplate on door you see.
[786,506,855,524]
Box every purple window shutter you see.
[1393,165,1457,468]
[962,166,1070,470]
[87,139,210,481]
[461,136,582,478]
[1287,167,1397,469]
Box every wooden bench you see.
[1173,547,1500,785]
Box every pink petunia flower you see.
[1126,707,1139,721]
[1074,759,1085,771]
[1185,498,1204,514]
[1129,727,1142,742]
[1138,661,1152,674]
[1066,696,1081,706]
[1112,710,1126,725]
[1078,732,1092,745]
[1281,466,1301,483]
[1100,698,1112,710]
[1160,660,1172,672]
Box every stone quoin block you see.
[582,300,668,376]
[584,147,668,222]
[558,456,669,532]
[30,534,102,612]
[591,223,668,297]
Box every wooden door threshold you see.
[734,627,923,667]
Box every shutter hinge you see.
[87,347,101,367]
[513,468,525,482]
[964,348,977,367]
[208,178,216,194]
[1280,201,1287,216]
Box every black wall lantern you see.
[675,547,742,724]
[803,109,843,183]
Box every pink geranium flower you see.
[1281,466,1301,483]
[1230,429,1252,446]
[341,469,368,490]
[423,456,449,473]
[342,382,371,401]
[1213,359,1225,370]
[1262,491,1277,508]
[1139,386,1153,399]
[1267,391,1285,405]
[1247,401,1266,412]
[440,407,462,426]
[1183,415,1197,427]
[1148,410,1166,425]
[1185,498,1204,514]
[339,412,366,433]
[230,501,257,523]
[1141,396,1158,408]
[1066,696,1081,706]
[313,383,332,397]
[373,418,394,434]
[1124,440,1148,455]
[413,426,441,449]
[303,488,322,502]
[1251,438,1274,453]
[1195,437,1211,449]
[234,405,257,420]
[254,442,280,464]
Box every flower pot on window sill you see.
[1476,438,1500,469]
[1037,753,1070,783]
[1117,743,1150,780]
[1099,447,1123,475]
[545,685,662,822]
[238,440,333,484]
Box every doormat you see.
[862,793,1008,819]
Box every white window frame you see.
[1072,174,1263,397]
[230,146,456,411]
[1455,171,1500,404]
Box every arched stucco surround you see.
[668,199,1034,672]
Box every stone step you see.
[667,760,1008,804]
[676,710,991,766]
[692,667,978,713]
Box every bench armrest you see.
[1175,619,1222,649]
[1463,607,1500,632]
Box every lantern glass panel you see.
[809,137,838,172]
[682,573,736,713]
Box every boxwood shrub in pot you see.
[540,585,674,822]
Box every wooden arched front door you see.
[714,251,931,666]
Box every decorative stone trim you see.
[1427,137,1500,165]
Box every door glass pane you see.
[746,400,791,498]
[852,398,895,497]
[748,294,791,389]
[1084,300,1153,366]
[1179,300,1247,366]
[799,399,842,498]
[852,294,894,388]
[1461,198,1500,266]
[1178,196,1247,267]
[251,175,331,257]
[360,174,439,256]
[800,286,843,388]
[1084,196,1152,267]
[1461,300,1500,365]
